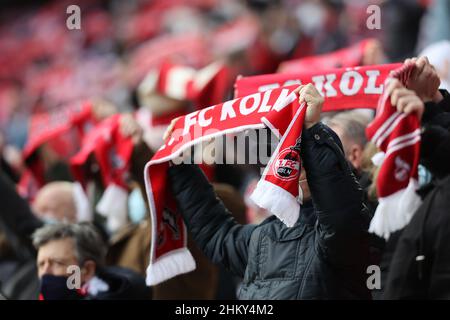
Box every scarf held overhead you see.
[366,63,422,239]
[144,85,306,285]
[71,114,135,233]
[235,63,402,112]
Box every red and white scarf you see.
[235,63,402,111]
[144,63,419,284]
[366,64,422,239]
[19,101,96,200]
[144,85,305,285]
[138,60,230,112]
[71,114,134,233]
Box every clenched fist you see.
[386,78,424,120]
[404,56,443,103]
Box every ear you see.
[81,260,97,283]
[349,144,363,171]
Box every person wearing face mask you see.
[164,84,372,299]
[32,182,85,224]
[32,222,151,300]
[0,169,142,299]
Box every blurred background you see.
[1,0,448,150]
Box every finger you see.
[386,78,402,96]
[429,63,437,72]
[299,90,306,104]
[295,85,305,102]
[396,96,407,112]
[163,128,171,142]
[302,93,313,103]
[390,87,409,106]
[403,100,424,119]
[414,56,427,75]
[304,85,321,100]
[300,83,313,93]
[396,95,416,112]
[304,83,317,95]
[396,89,416,103]
[294,85,304,94]
[402,101,419,114]
[417,56,429,66]
[163,118,178,141]
[303,92,320,102]
[301,90,316,103]
[404,57,416,66]
[304,93,323,110]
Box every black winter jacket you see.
[168,122,372,299]
[383,175,450,299]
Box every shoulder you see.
[302,122,344,152]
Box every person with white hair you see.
[325,110,370,175]
[32,181,92,224]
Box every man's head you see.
[326,111,369,173]
[32,181,77,223]
[32,223,106,284]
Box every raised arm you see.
[168,164,255,278]
[297,84,369,268]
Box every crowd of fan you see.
[0,0,449,300]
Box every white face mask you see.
[418,164,433,187]
[128,188,147,224]
[41,215,60,225]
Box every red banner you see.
[234,63,402,112]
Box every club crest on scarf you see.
[274,138,302,181]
